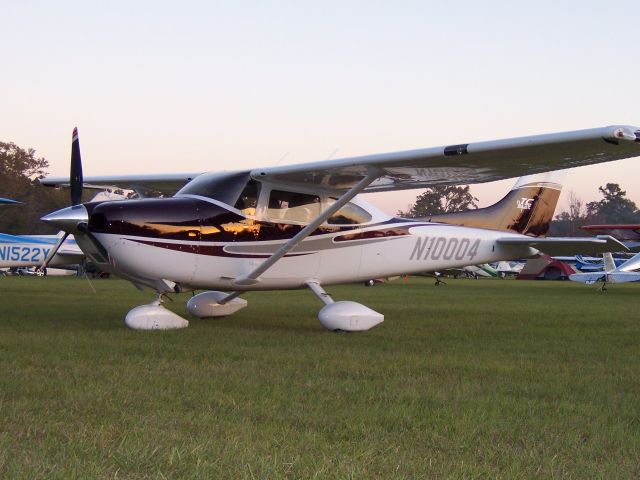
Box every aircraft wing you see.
[496,235,628,256]
[40,173,202,197]
[252,125,640,193]
[39,125,640,196]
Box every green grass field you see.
[1,276,640,479]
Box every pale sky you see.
[2,1,639,215]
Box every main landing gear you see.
[307,281,384,331]
[124,283,383,332]
[124,290,249,330]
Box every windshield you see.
[177,171,253,207]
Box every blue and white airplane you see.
[0,198,83,272]
[0,233,83,272]
[569,252,640,290]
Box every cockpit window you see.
[177,171,252,206]
[234,180,259,215]
[266,190,321,223]
[327,198,372,225]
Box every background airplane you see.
[0,233,82,273]
[570,251,640,290]
[581,224,640,251]
[41,125,640,331]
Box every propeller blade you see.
[38,231,70,272]
[70,127,83,206]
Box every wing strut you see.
[233,169,382,286]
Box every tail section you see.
[603,252,616,273]
[425,170,565,237]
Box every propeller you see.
[70,127,83,205]
[39,127,84,272]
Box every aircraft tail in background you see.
[423,170,566,237]
[570,251,640,287]
[603,252,617,273]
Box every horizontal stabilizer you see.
[569,272,605,284]
[496,235,627,256]
[608,272,640,283]
[570,272,640,284]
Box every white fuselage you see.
[85,222,532,292]
[0,234,81,268]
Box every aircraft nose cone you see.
[41,204,88,232]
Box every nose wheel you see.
[124,292,189,330]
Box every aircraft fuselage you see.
[76,196,532,292]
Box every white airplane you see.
[0,232,82,272]
[40,125,640,331]
[0,198,83,271]
[569,251,640,290]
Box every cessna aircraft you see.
[570,251,640,290]
[40,125,640,331]
[0,233,82,271]
[0,198,82,271]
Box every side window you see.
[234,180,259,215]
[327,199,372,225]
[266,190,320,223]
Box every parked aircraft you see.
[570,252,640,290]
[573,254,628,272]
[581,224,640,251]
[0,233,83,272]
[494,261,525,277]
[0,196,83,271]
[41,125,640,331]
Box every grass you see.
[1,275,640,479]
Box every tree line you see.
[0,142,68,234]
[550,184,640,236]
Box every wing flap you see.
[496,235,628,256]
